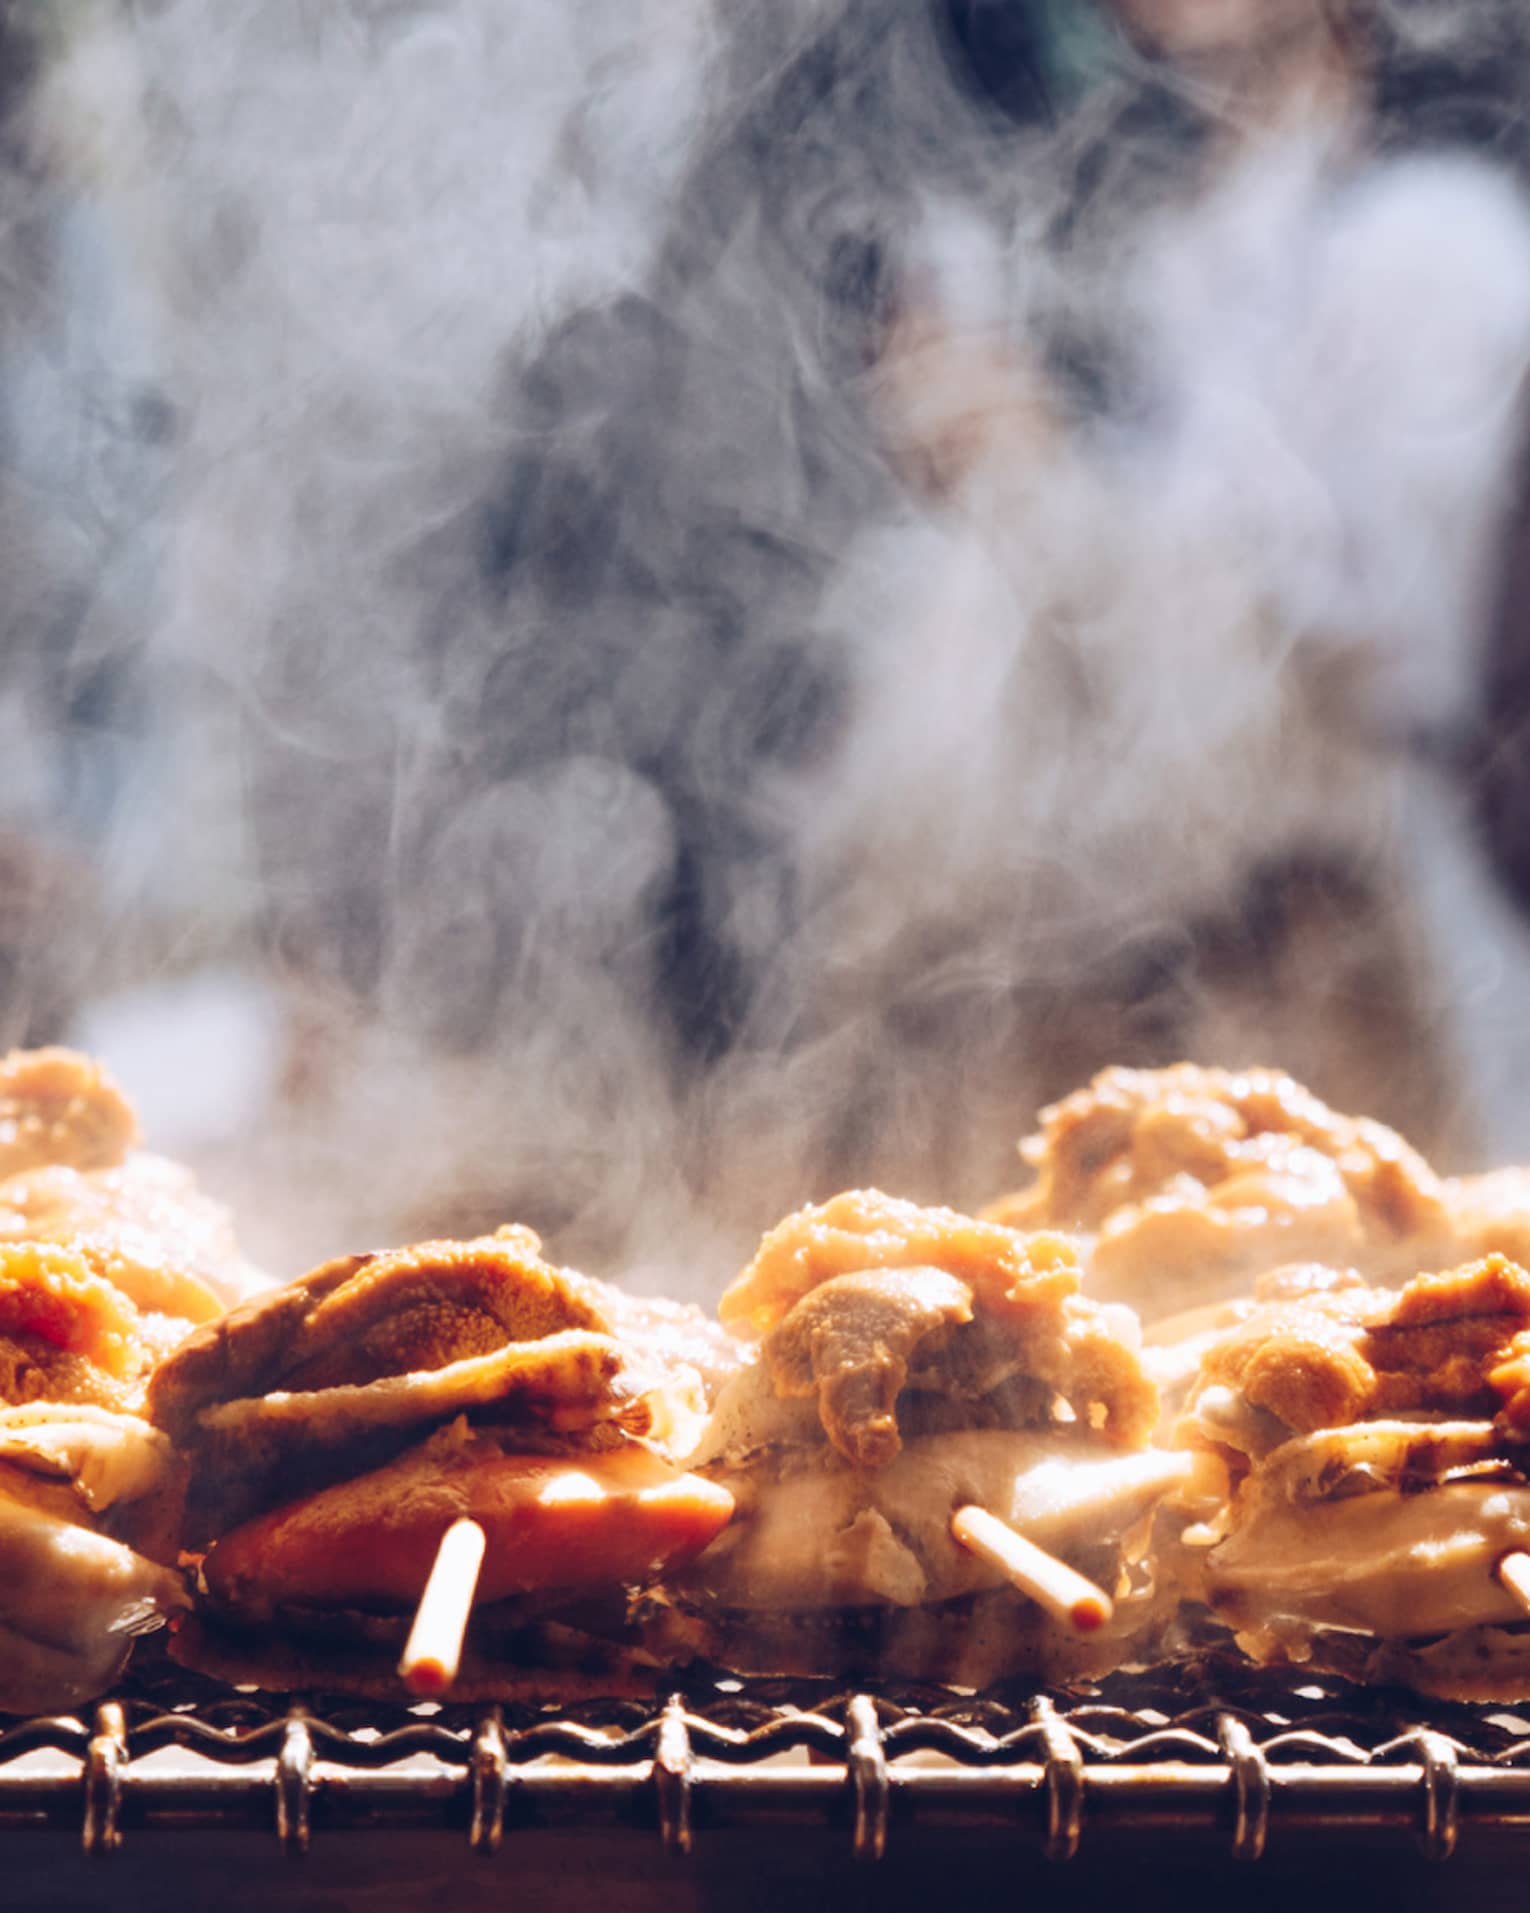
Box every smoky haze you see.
[6,0,1530,1298]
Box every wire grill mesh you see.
[9,1643,1530,1862]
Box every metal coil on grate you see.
[8,1650,1530,1862]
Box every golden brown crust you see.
[149,1228,637,1438]
[1186,1254,1530,1442]
[275,1229,603,1389]
[0,1243,146,1395]
[721,1190,1157,1452]
[0,1335,135,1414]
[1365,1254,1530,1419]
[991,1064,1458,1312]
[721,1189,1080,1337]
[0,1049,138,1181]
[0,1156,238,1322]
[174,1331,657,1546]
[1001,1064,1447,1235]
[151,1228,720,1552]
[764,1267,973,1467]
[146,1253,368,1438]
[1194,1292,1381,1436]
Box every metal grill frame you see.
[9,1653,1530,1863]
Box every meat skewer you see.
[399,1516,487,1697]
[987,1063,1530,1323]
[146,1227,739,1698]
[652,1190,1191,1684]
[1160,1253,1530,1698]
[0,1047,256,1712]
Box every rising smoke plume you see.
[5,0,1530,1295]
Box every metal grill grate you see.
[9,1649,1530,1862]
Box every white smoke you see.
[2,0,1529,1286]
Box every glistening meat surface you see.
[718,1190,1157,1448]
[202,1427,734,1616]
[988,1064,1487,1314]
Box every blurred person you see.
[2,1,1530,1279]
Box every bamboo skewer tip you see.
[950,1503,1113,1635]
[1497,1548,1530,1617]
[398,1516,487,1699]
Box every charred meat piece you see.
[0,1048,138,1181]
[987,1064,1492,1317]
[721,1188,1157,1447]
[0,1242,145,1414]
[0,1154,248,1320]
[1167,1252,1530,1697]
[722,1187,1079,1336]
[1366,1255,1530,1418]
[184,1328,670,1545]
[151,1227,713,1541]
[765,1266,973,1468]
[1192,1289,1382,1439]
[0,1049,253,1712]
[1185,1252,1530,1445]
[669,1193,1187,1682]
[151,1226,646,1434]
[148,1228,737,1698]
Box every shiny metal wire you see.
[11,1655,1530,1861]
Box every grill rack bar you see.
[8,1654,1530,1862]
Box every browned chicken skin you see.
[0,1050,250,1419]
[0,1048,138,1181]
[149,1226,728,1544]
[722,1188,1080,1336]
[721,1189,1157,1449]
[0,1050,236,1712]
[1188,1253,1530,1441]
[149,1229,740,1698]
[676,1194,1180,1683]
[991,1064,1530,1318]
[764,1267,974,1468]
[0,1155,239,1323]
[150,1225,724,1435]
[1171,1252,1530,1696]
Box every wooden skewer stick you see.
[1498,1550,1530,1618]
[951,1504,1114,1635]
[399,1517,487,1698]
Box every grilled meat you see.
[1169,1253,1530,1695]
[0,1153,251,1320]
[0,1403,186,1713]
[988,1064,1530,1319]
[0,1048,137,1180]
[763,1266,973,1468]
[670,1193,1187,1680]
[149,1227,737,1696]
[721,1189,1157,1446]
[0,1047,253,1709]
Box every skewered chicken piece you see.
[150,1227,737,1699]
[0,1403,186,1712]
[0,1047,253,1712]
[654,1190,1195,1684]
[1165,1253,1530,1698]
[990,1063,1530,1321]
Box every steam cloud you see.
[7,0,1530,1295]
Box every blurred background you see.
[4,0,1530,1290]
